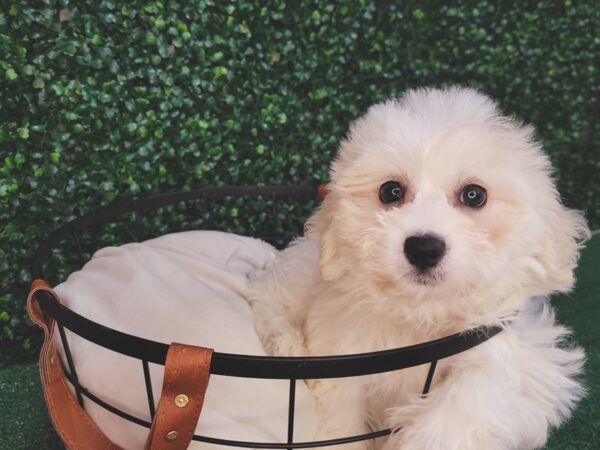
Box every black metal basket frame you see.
[31,186,502,449]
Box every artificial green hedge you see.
[1,1,599,359]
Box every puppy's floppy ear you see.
[306,192,346,281]
[537,198,589,292]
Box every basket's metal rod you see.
[287,378,296,449]
[70,226,84,267]
[63,368,151,428]
[63,367,392,448]
[272,193,279,223]
[142,360,156,419]
[36,290,503,378]
[31,186,320,277]
[193,428,392,449]
[57,322,84,406]
[421,359,438,395]
[36,261,46,281]
[132,201,147,242]
[200,192,209,230]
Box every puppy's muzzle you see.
[404,234,446,270]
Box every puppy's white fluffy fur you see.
[249,87,589,450]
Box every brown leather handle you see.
[317,184,329,200]
[145,343,213,450]
[27,279,123,450]
[29,279,214,450]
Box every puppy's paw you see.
[253,314,307,357]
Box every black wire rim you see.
[31,185,503,448]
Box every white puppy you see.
[249,87,589,450]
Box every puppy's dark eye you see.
[460,184,487,208]
[379,181,405,204]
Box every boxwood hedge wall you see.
[1,0,599,359]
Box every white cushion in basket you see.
[52,231,317,449]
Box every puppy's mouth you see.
[407,268,444,286]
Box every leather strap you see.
[145,343,213,450]
[29,279,213,450]
[317,184,329,200]
[27,279,123,450]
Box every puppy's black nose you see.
[404,235,446,270]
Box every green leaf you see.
[5,68,18,81]
[413,9,425,20]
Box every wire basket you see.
[30,186,502,449]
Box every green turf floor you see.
[1,235,598,449]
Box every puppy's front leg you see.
[312,378,371,450]
[384,319,584,450]
[248,238,320,357]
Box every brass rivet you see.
[165,430,178,441]
[50,356,56,365]
[174,394,189,408]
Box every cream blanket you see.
[53,230,317,449]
